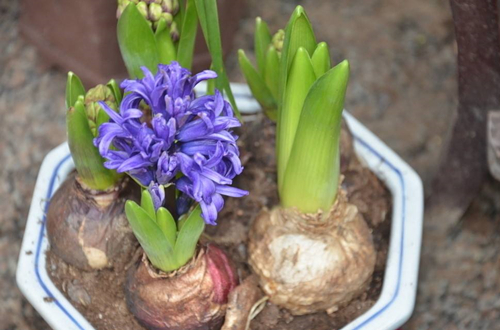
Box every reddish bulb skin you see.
[206,243,239,304]
[126,244,238,330]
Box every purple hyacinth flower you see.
[94,62,247,224]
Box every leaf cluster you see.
[125,190,205,272]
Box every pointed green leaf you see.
[118,3,160,78]
[95,108,110,132]
[311,42,331,78]
[206,66,216,95]
[106,79,123,105]
[263,46,280,101]
[66,72,85,109]
[174,205,205,267]
[67,100,118,190]
[277,47,317,194]
[157,207,177,247]
[177,0,198,70]
[194,0,241,120]
[255,17,272,75]
[238,49,277,118]
[279,5,317,100]
[277,6,317,157]
[125,201,178,272]
[155,18,177,64]
[281,60,350,213]
[141,189,157,222]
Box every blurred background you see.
[2,0,499,329]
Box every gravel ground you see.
[1,0,498,329]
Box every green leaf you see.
[206,64,216,95]
[277,47,317,194]
[125,201,178,272]
[157,207,177,247]
[206,76,216,95]
[178,0,186,24]
[177,0,198,70]
[65,72,86,109]
[311,42,331,78]
[279,5,317,101]
[95,107,110,132]
[118,3,160,78]
[155,18,177,64]
[254,17,272,75]
[263,46,280,102]
[281,60,350,213]
[67,100,118,190]
[106,79,122,105]
[238,49,277,118]
[141,189,157,222]
[174,205,205,267]
[194,0,241,120]
[277,6,317,158]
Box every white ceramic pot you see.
[17,83,423,330]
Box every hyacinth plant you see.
[46,73,139,271]
[245,6,377,315]
[93,62,245,329]
[94,60,247,265]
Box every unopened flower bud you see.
[136,1,149,19]
[171,0,179,15]
[84,85,117,136]
[272,29,285,54]
[170,21,179,41]
[116,0,130,18]
[161,0,174,13]
[148,2,163,22]
[161,12,173,25]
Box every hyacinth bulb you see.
[126,244,238,330]
[248,189,376,315]
[47,174,139,271]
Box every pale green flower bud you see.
[170,21,179,41]
[171,0,179,14]
[136,1,149,19]
[116,0,131,18]
[84,85,117,136]
[148,2,163,22]
[161,0,174,13]
[161,12,173,25]
[272,29,285,55]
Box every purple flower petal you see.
[215,185,249,197]
[148,182,165,211]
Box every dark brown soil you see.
[46,115,392,330]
